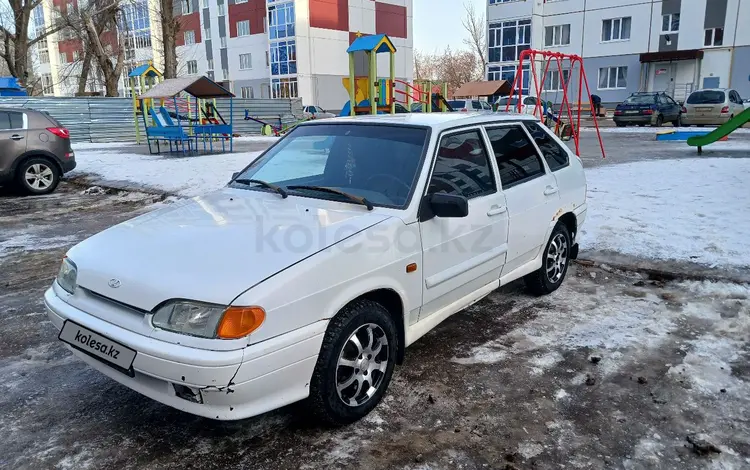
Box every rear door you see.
[0,111,27,173]
[484,123,561,275]
[664,95,680,120]
[731,91,744,115]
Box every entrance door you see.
[702,76,720,88]
[653,62,673,92]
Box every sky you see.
[412,0,486,53]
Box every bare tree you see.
[0,0,65,87]
[159,0,179,78]
[439,47,478,92]
[414,50,439,81]
[461,1,486,81]
[60,0,126,96]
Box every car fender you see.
[232,218,423,344]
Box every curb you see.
[65,174,178,200]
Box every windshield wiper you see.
[234,178,288,198]
[286,185,374,210]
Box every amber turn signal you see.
[217,306,266,339]
[406,263,417,273]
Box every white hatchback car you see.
[45,113,587,425]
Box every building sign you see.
[656,68,668,75]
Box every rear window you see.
[447,100,466,110]
[687,90,725,104]
[497,97,519,106]
[623,94,657,105]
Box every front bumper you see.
[44,286,325,420]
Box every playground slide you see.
[687,106,750,148]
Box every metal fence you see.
[0,96,303,143]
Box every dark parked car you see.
[612,92,682,127]
[0,107,75,195]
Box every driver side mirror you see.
[425,193,469,219]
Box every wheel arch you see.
[12,150,64,177]
[341,288,406,365]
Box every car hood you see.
[67,188,390,311]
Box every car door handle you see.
[10,134,24,140]
[487,205,507,216]
[544,185,559,196]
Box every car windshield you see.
[687,90,725,104]
[623,94,656,104]
[233,124,429,208]
[447,100,465,109]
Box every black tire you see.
[672,115,681,127]
[16,157,60,195]
[524,223,572,296]
[306,299,398,425]
[652,115,664,127]
[615,122,626,127]
[638,124,646,127]
[698,124,705,128]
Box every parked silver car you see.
[302,105,336,120]
[682,89,745,126]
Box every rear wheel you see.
[653,115,664,127]
[306,299,398,425]
[524,223,572,296]
[672,115,681,127]
[16,157,60,195]
[615,122,626,127]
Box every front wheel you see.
[525,223,572,296]
[306,299,398,425]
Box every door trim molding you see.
[425,243,508,289]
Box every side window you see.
[524,96,537,105]
[658,95,667,105]
[9,112,23,129]
[472,100,482,110]
[0,112,10,130]
[481,101,492,110]
[523,121,569,172]
[428,130,496,199]
[486,125,545,189]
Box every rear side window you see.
[523,121,569,171]
[447,100,465,110]
[428,130,496,199]
[0,111,24,130]
[687,90,725,104]
[485,125,545,189]
[481,101,492,110]
[472,101,482,110]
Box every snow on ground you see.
[580,158,750,268]
[70,142,267,197]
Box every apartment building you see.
[487,0,750,104]
[30,0,413,111]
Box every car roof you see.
[306,112,536,131]
[691,88,729,92]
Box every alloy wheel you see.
[546,233,568,283]
[336,323,389,407]
[24,163,54,190]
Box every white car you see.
[45,113,587,425]
[303,105,336,120]
[495,96,540,115]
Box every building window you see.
[223,68,229,80]
[59,52,68,63]
[239,53,252,70]
[202,0,208,8]
[207,59,214,70]
[598,66,627,90]
[544,69,569,91]
[488,19,531,63]
[235,0,247,3]
[661,13,679,33]
[187,60,198,74]
[218,2,225,15]
[72,50,79,61]
[704,28,723,47]
[221,36,227,48]
[42,74,53,94]
[488,64,530,95]
[39,50,50,64]
[270,39,296,75]
[241,86,254,98]
[204,27,211,38]
[182,0,193,14]
[544,24,570,47]
[268,1,295,40]
[265,51,269,67]
[184,30,195,45]
[601,17,631,42]
[237,20,250,36]
[489,0,521,3]
[271,77,298,98]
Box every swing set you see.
[505,49,606,158]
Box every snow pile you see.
[581,158,750,267]
[70,142,269,197]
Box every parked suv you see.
[45,113,586,424]
[447,99,493,112]
[682,89,745,126]
[613,92,681,127]
[0,107,75,194]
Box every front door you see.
[419,128,509,320]
[482,123,561,276]
[653,62,672,92]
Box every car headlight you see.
[152,301,265,339]
[57,257,77,294]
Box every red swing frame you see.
[505,49,606,159]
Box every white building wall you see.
[735,0,750,46]
[581,5,650,58]
[487,0,532,22]
[699,48,733,88]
